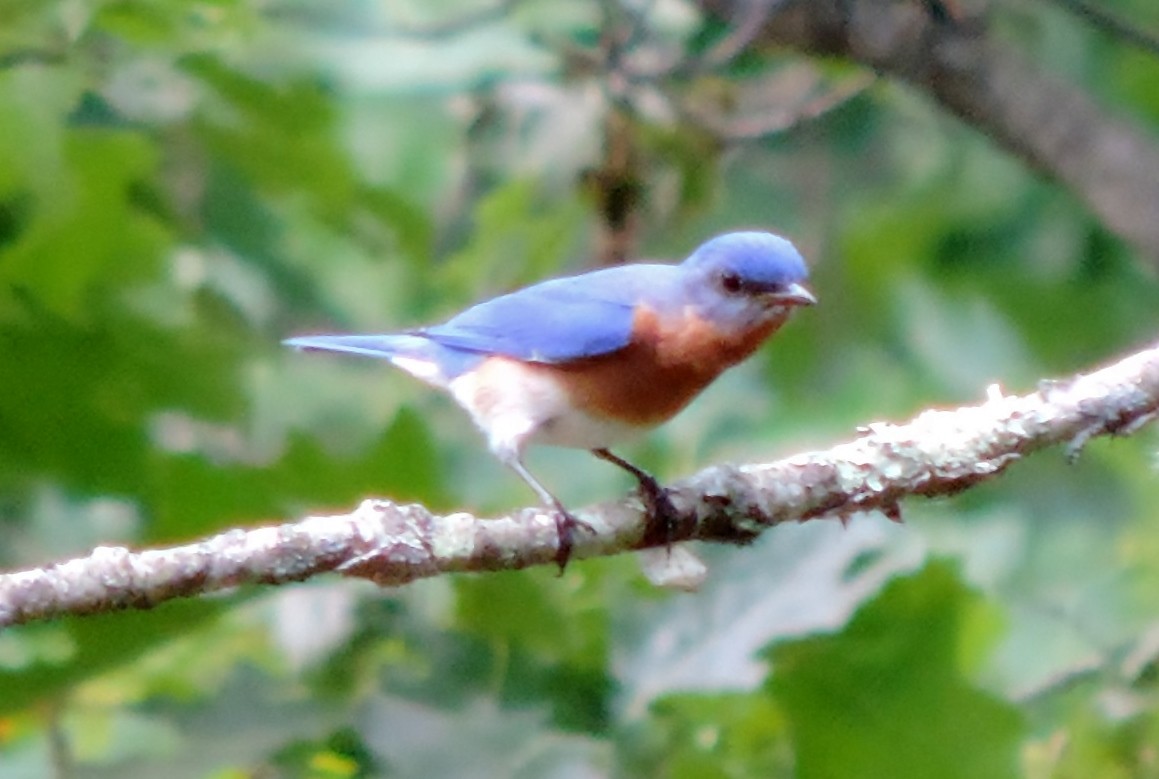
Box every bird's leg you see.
[591,448,680,549]
[508,458,595,573]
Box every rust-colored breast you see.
[547,305,788,426]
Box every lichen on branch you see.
[1,340,1157,628]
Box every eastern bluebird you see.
[286,231,815,570]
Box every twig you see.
[681,70,876,141]
[1,340,1158,628]
[619,0,793,83]
[1041,0,1159,58]
[674,0,792,77]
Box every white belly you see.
[448,358,642,458]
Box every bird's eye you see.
[720,272,744,294]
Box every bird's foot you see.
[590,448,682,552]
[635,473,681,552]
[551,503,596,574]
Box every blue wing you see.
[417,263,680,364]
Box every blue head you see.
[680,231,815,328]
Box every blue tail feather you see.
[283,334,424,360]
[283,333,485,384]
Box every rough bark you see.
[1,339,1156,627]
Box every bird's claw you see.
[552,505,596,574]
[636,475,681,551]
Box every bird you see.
[285,231,815,571]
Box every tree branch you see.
[699,0,1159,265]
[2,340,1158,628]
[1041,0,1159,58]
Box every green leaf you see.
[0,598,230,716]
[627,692,794,778]
[768,561,1023,779]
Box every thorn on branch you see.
[1065,406,1159,463]
[882,501,904,523]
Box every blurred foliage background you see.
[2,0,1159,776]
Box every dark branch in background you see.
[679,70,876,142]
[1,340,1157,628]
[1042,0,1159,58]
[686,0,784,72]
[608,0,793,83]
[697,0,1159,265]
[584,108,644,265]
[581,0,866,253]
